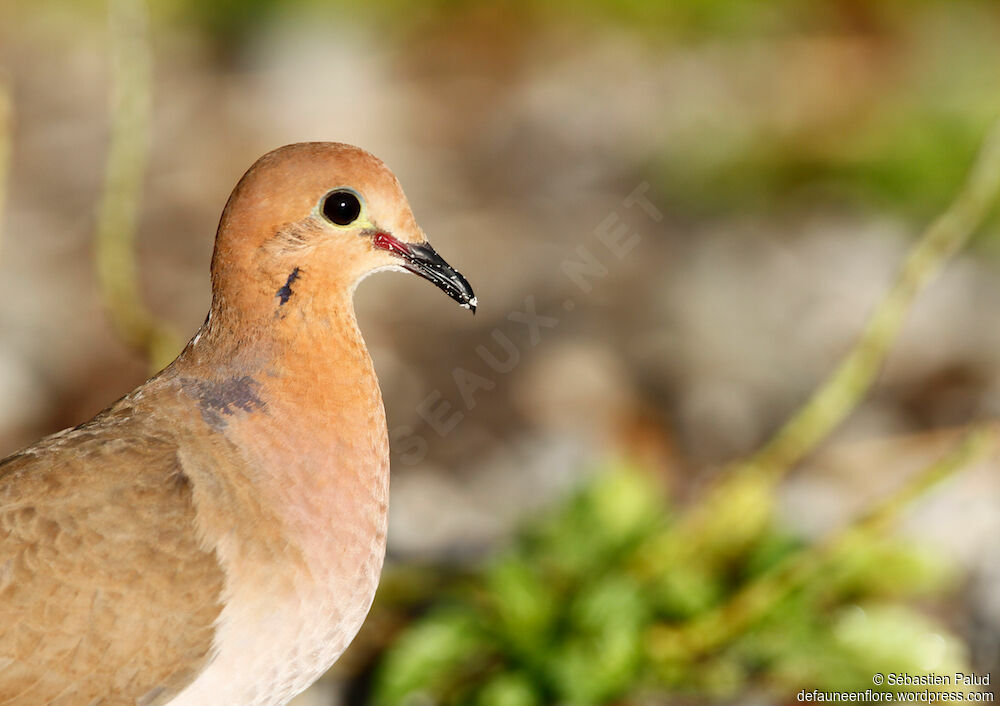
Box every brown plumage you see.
[0,143,475,706]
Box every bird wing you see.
[0,405,226,706]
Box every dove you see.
[0,142,476,706]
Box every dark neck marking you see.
[182,375,266,430]
[276,267,301,306]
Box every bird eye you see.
[321,190,362,226]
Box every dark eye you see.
[321,190,362,226]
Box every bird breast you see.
[166,363,390,705]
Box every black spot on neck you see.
[182,376,266,430]
[277,267,301,306]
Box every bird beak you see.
[373,233,477,313]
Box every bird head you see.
[210,143,476,326]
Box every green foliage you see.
[371,464,972,705]
[376,610,491,705]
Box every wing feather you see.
[0,406,225,706]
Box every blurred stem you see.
[0,75,11,261]
[746,118,1000,478]
[96,0,178,372]
[674,117,1000,551]
[652,425,999,659]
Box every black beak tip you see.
[396,240,478,315]
[446,279,477,314]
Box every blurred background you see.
[2,1,1000,704]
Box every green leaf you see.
[373,609,487,706]
[486,556,557,656]
[476,673,541,706]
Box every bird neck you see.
[156,297,390,702]
[170,296,390,563]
